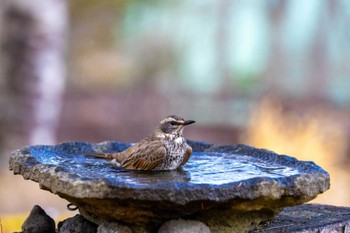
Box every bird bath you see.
[9,140,330,232]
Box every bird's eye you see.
[170,121,177,126]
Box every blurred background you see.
[1,0,350,231]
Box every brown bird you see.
[87,115,195,171]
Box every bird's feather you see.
[121,140,167,170]
[85,152,119,160]
[180,146,192,165]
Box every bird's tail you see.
[85,152,124,163]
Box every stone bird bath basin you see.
[9,141,330,232]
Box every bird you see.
[86,115,195,171]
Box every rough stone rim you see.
[9,140,330,205]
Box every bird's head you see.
[156,115,195,138]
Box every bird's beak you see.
[183,120,195,125]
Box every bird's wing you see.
[85,152,119,160]
[121,141,167,170]
[180,145,192,166]
[85,144,140,163]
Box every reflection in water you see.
[30,146,301,186]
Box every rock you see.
[158,219,210,233]
[254,204,350,232]
[196,207,278,233]
[9,141,330,231]
[22,205,55,233]
[58,214,97,233]
[97,222,132,233]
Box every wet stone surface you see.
[9,140,330,232]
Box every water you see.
[29,146,301,186]
[186,152,299,185]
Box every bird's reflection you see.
[105,167,191,185]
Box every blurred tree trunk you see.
[0,0,67,152]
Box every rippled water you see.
[30,146,301,186]
[186,152,299,184]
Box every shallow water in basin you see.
[186,153,299,185]
[30,146,301,186]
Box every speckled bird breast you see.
[155,137,188,170]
